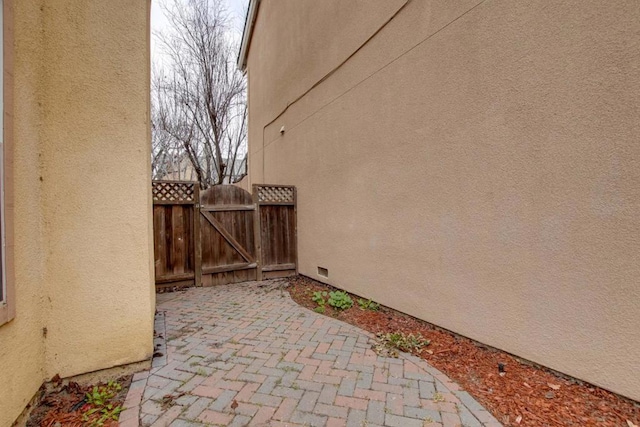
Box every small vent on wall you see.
[317,267,328,278]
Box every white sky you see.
[150,0,249,61]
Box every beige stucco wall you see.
[245,0,640,401]
[0,1,47,423]
[0,1,154,425]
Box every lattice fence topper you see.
[257,186,295,203]
[152,181,195,202]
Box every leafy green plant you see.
[82,381,124,426]
[357,298,380,311]
[102,404,124,420]
[373,331,431,357]
[83,404,123,426]
[384,332,430,353]
[312,291,327,304]
[312,291,327,312]
[85,381,121,406]
[327,291,353,310]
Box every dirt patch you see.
[286,275,640,427]
[25,375,131,427]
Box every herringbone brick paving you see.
[120,281,501,427]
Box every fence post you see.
[193,184,202,287]
[293,186,298,276]
[252,184,263,281]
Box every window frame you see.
[0,0,14,326]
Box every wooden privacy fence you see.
[152,181,297,288]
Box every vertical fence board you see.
[172,206,184,275]
[293,187,298,274]
[153,206,166,277]
[194,185,202,287]
[252,185,263,281]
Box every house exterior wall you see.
[0,1,47,423]
[0,1,154,425]
[245,0,640,400]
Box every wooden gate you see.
[152,181,297,288]
[199,185,257,286]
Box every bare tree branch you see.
[152,0,247,188]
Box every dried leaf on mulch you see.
[371,334,400,358]
[26,376,131,427]
[286,275,640,427]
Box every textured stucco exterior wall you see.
[40,0,155,379]
[0,1,154,425]
[245,0,640,400]
[0,1,47,424]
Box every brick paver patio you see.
[120,280,501,427]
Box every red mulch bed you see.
[25,375,131,427]
[286,275,640,427]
